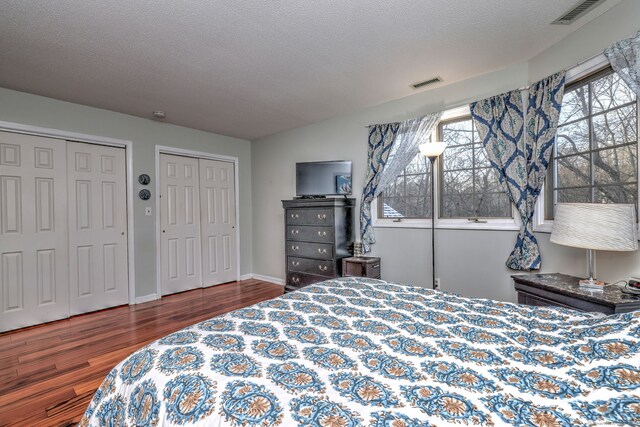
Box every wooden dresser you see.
[282,198,355,292]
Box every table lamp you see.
[550,203,638,290]
[419,141,446,289]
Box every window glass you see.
[550,69,638,218]
[439,117,511,218]
[378,153,432,219]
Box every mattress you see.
[80,277,640,426]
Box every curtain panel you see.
[470,71,565,270]
[605,30,640,96]
[360,113,441,253]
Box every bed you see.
[81,277,640,426]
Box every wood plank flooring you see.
[0,279,283,427]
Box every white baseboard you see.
[252,274,285,286]
[134,293,158,304]
[239,274,253,281]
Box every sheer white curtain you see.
[605,30,640,95]
[376,114,441,194]
[360,112,441,253]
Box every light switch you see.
[145,207,152,216]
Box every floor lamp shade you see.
[551,203,638,251]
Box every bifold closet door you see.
[67,141,129,315]
[199,158,237,286]
[0,132,69,332]
[160,154,202,295]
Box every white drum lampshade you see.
[551,203,638,288]
[419,141,447,159]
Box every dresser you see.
[282,198,355,292]
[512,273,640,314]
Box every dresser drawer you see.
[286,241,333,260]
[286,208,334,226]
[286,225,334,243]
[288,256,336,277]
[286,271,327,290]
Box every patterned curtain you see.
[604,30,640,95]
[360,113,441,253]
[470,72,565,270]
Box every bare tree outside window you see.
[379,154,432,218]
[548,69,638,219]
[439,117,511,219]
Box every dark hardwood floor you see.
[0,279,283,427]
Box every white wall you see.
[0,88,253,298]
[252,0,640,302]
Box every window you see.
[546,68,638,219]
[439,117,511,219]
[378,153,432,219]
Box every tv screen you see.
[296,160,352,196]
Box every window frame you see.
[373,106,519,231]
[534,54,640,234]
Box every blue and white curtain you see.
[605,30,640,95]
[360,113,441,253]
[471,72,565,270]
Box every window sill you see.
[373,219,520,231]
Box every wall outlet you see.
[145,207,152,216]
[434,278,441,289]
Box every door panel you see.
[0,132,69,332]
[68,142,128,315]
[199,159,236,286]
[160,154,202,295]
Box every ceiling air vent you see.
[410,76,442,90]
[552,0,607,25]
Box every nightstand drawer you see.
[288,256,336,277]
[342,257,381,278]
[286,242,333,260]
[286,208,334,226]
[286,225,334,243]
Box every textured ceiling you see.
[0,1,619,140]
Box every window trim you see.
[534,54,640,236]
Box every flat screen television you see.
[296,160,352,197]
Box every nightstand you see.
[512,273,640,314]
[342,257,381,279]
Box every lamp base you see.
[579,278,605,292]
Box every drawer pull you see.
[317,248,327,254]
[291,229,299,235]
[292,261,300,267]
[317,213,327,220]
[319,265,328,272]
[291,213,299,219]
[317,231,327,236]
[291,277,300,284]
[291,245,299,251]
[372,264,380,268]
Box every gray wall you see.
[252,0,640,302]
[0,88,253,298]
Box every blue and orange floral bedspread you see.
[81,277,640,426]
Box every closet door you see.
[160,154,202,295]
[199,159,237,286]
[0,132,69,332]
[67,142,128,315]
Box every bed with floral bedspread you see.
[81,277,640,426]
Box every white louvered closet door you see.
[0,132,69,332]
[199,158,237,286]
[160,154,202,295]
[67,141,129,315]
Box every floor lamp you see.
[419,141,447,289]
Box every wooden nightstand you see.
[512,273,640,314]
[342,257,381,279]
